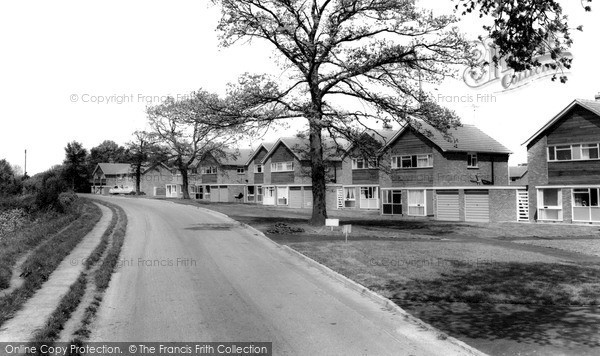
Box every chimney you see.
[595,92,600,101]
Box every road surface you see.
[87,196,481,356]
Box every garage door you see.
[436,190,459,221]
[465,190,490,222]
[289,187,303,208]
[210,186,220,203]
[219,185,229,202]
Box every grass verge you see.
[0,211,80,290]
[0,199,102,327]
[28,201,127,345]
[33,202,127,343]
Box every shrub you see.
[58,191,79,212]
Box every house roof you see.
[522,99,600,147]
[384,119,512,154]
[141,162,172,175]
[261,136,346,163]
[94,163,132,176]
[215,148,254,166]
[244,142,274,166]
[509,166,528,179]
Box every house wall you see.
[527,136,548,221]
[267,144,297,184]
[247,147,268,185]
[140,165,176,196]
[489,189,517,222]
[384,129,509,188]
[219,166,247,184]
[546,107,600,185]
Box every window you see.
[254,164,263,173]
[204,185,211,200]
[392,154,433,169]
[548,143,600,162]
[382,190,402,215]
[467,153,478,168]
[344,187,356,208]
[271,161,293,172]
[352,158,378,169]
[201,166,217,174]
[573,188,600,222]
[191,168,198,174]
[359,187,379,209]
[537,189,562,221]
[237,167,245,174]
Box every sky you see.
[1,1,599,174]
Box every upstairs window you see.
[352,158,378,169]
[548,143,599,162]
[271,161,293,172]
[201,166,217,174]
[237,167,245,174]
[467,153,478,168]
[392,154,433,169]
[254,164,263,173]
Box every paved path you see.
[87,196,483,356]
[0,203,112,342]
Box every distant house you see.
[90,163,133,194]
[245,142,274,204]
[194,148,254,203]
[509,165,528,186]
[261,136,343,209]
[523,98,600,224]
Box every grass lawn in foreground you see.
[177,200,600,356]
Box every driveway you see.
[86,196,482,356]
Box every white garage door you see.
[465,190,490,222]
[219,186,229,202]
[436,190,460,221]
[289,187,303,208]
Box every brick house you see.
[261,137,343,209]
[244,143,273,204]
[523,98,600,224]
[338,129,397,210]
[193,148,254,203]
[91,163,134,194]
[375,121,518,222]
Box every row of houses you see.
[92,96,600,225]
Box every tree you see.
[0,159,22,196]
[147,92,239,199]
[455,0,592,83]
[87,140,128,173]
[63,141,89,192]
[126,131,167,195]
[212,0,474,225]
[210,0,589,225]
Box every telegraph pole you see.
[24,149,27,177]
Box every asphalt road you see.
[87,196,481,356]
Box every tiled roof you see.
[509,166,528,179]
[263,136,346,163]
[523,99,600,146]
[244,143,275,166]
[218,148,254,166]
[96,163,132,175]
[386,120,512,154]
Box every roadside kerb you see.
[188,204,488,356]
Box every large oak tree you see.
[211,0,588,225]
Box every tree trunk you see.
[309,122,327,226]
[135,164,142,194]
[180,166,190,199]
